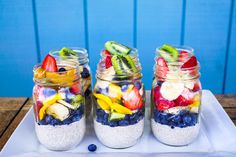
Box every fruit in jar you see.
[111,103,132,115]
[34,67,46,79]
[71,95,84,108]
[181,56,197,69]
[159,44,179,62]
[97,99,111,110]
[179,51,189,62]
[160,81,184,101]
[108,83,123,101]
[94,93,113,106]
[105,55,112,69]
[59,47,78,59]
[157,99,175,111]
[156,57,169,78]
[41,54,58,72]
[109,112,126,121]
[123,87,143,110]
[46,103,69,121]
[105,41,131,55]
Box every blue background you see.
[0,0,235,96]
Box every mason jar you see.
[93,44,145,148]
[50,47,92,117]
[151,45,202,146]
[33,57,85,150]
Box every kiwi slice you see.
[59,47,78,59]
[109,112,125,121]
[160,44,179,62]
[111,55,137,75]
[105,41,131,55]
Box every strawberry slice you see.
[175,95,192,106]
[105,55,112,69]
[41,54,58,72]
[179,51,189,62]
[157,99,175,111]
[181,56,197,69]
[104,50,111,56]
[70,82,81,94]
[123,87,143,110]
[192,82,201,92]
[153,86,161,104]
[156,57,168,78]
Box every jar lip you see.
[49,47,89,65]
[156,45,194,55]
[100,48,138,57]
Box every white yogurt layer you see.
[35,116,85,151]
[94,119,144,148]
[151,119,200,146]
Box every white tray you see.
[1,90,236,157]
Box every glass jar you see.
[33,58,85,150]
[50,47,92,117]
[151,45,202,146]
[93,47,145,148]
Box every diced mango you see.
[34,67,46,79]
[111,103,132,115]
[93,93,112,106]
[97,99,110,110]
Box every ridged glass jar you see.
[93,48,145,148]
[50,47,92,117]
[33,59,85,150]
[151,45,202,146]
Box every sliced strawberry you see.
[70,82,81,94]
[156,57,168,78]
[153,86,161,104]
[181,56,197,69]
[175,95,192,106]
[179,51,189,62]
[123,87,143,110]
[41,54,58,72]
[105,55,112,69]
[192,82,201,92]
[104,50,111,56]
[157,99,175,111]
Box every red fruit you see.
[157,99,175,111]
[41,54,58,72]
[70,82,81,94]
[181,56,197,69]
[179,51,189,62]
[123,87,143,110]
[153,86,161,103]
[156,57,168,78]
[104,50,111,56]
[105,55,112,69]
[192,82,201,92]
[175,95,192,106]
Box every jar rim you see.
[49,47,89,65]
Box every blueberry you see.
[191,114,198,125]
[118,120,129,126]
[43,88,56,98]
[183,115,192,125]
[72,114,82,122]
[97,116,103,123]
[134,81,142,90]
[121,84,128,92]
[39,120,46,125]
[179,110,188,116]
[59,67,66,72]
[45,115,53,124]
[173,115,181,123]
[88,144,97,152]
[97,87,108,95]
[109,121,118,127]
[81,67,90,78]
[63,118,72,125]
[102,114,109,125]
[96,109,105,117]
[50,119,59,126]
[124,115,130,121]
[171,126,175,129]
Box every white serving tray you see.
[1,90,236,157]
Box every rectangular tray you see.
[1,90,236,157]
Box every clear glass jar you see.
[151,45,202,146]
[50,47,92,117]
[33,58,85,150]
[93,48,145,148]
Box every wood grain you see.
[0,98,27,137]
[0,98,32,150]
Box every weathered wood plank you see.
[0,98,27,137]
[0,98,32,150]
[215,94,236,108]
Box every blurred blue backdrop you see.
[0,0,236,96]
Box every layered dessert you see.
[93,41,145,148]
[151,44,201,146]
[33,54,85,150]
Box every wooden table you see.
[0,95,236,151]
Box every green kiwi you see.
[160,44,178,62]
[59,47,78,59]
[109,112,125,121]
[111,55,137,75]
[105,41,131,55]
